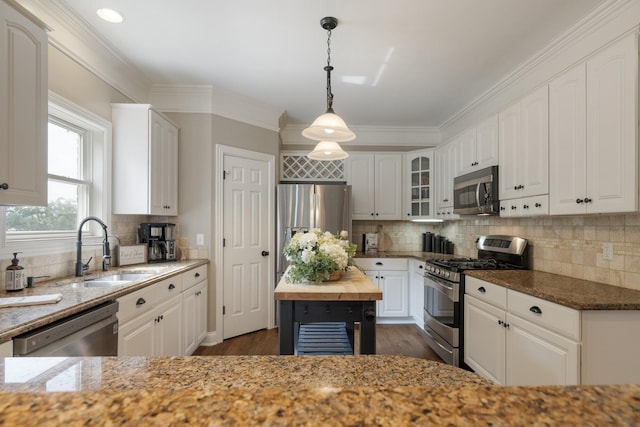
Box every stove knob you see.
[435,268,441,275]
[445,271,450,279]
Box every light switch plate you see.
[602,243,614,261]
[196,234,204,246]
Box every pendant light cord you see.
[325,27,335,113]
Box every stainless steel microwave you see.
[453,166,499,215]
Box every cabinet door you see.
[374,154,403,220]
[520,86,549,198]
[378,270,408,317]
[155,294,183,356]
[549,63,587,215]
[464,295,506,384]
[506,314,580,386]
[0,2,47,206]
[118,313,156,357]
[182,285,198,355]
[183,280,208,355]
[457,128,477,175]
[346,154,375,219]
[406,150,433,219]
[586,35,638,214]
[164,121,179,215]
[476,115,499,168]
[498,102,521,201]
[195,281,208,345]
[149,111,179,216]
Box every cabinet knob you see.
[364,309,376,321]
[0,183,8,190]
[535,203,542,207]
[576,198,584,204]
[523,205,529,209]
[514,186,518,190]
[168,284,175,290]
[500,206,505,211]
[195,272,200,278]
[136,298,146,306]
[375,262,383,266]
[370,213,375,216]
[478,286,486,293]
[511,206,517,210]
[584,197,592,203]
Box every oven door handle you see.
[424,328,454,356]
[424,274,458,302]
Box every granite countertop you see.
[0,355,638,425]
[0,260,208,342]
[275,266,382,301]
[465,269,640,310]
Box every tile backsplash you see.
[354,213,640,292]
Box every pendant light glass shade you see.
[307,141,349,160]
[302,111,356,142]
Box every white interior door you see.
[221,150,273,339]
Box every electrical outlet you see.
[196,234,204,246]
[602,243,614,261]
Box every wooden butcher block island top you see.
[274,266,382,301]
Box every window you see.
[5,118,91,236]
[2,92,111,254]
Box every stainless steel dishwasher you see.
[13,301,119,357]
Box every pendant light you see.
[304,17,355,160]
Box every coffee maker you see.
[138,223,176,263]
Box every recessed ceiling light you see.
[97,8,123,24]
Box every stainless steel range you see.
[423,235,528,367]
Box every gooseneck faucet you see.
[75,216,111,277]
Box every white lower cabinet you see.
[0,340,13,357]
[182,265,208,355]
[118,265,208,356]
[119,293,183,357]
[464,276,580,386]
[357,258,409,319]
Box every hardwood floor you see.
[193,324,444,362]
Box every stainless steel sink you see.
[93,273,154,282]
[82,280,132,288]
[67,272,154,288]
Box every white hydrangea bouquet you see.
[284,229,357,283]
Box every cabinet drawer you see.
[118,285,158,324]
[155,275,183,298]
[508,290,580,340]
[183,264,207,290]
[465,276,507,309]
[355,258,408,271]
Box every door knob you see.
[261,250,270,256]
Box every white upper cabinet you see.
[112,104,179,216]
[499,86,549,202]
[550,35,637,215]
[0,0,48,206]
[458,114,499,176]
[405,149,434,220]
[435,138,459,220]
[346,153,402,220]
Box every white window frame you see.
[0,91,112,257]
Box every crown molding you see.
[18,0,151,102]
[149,85,282,132]
[440,0,639,133]
[280,124,440,147]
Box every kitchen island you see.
[275,266,382,355]
[0,355,638,425]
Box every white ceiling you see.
[56,0,604,128]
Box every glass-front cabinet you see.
[405,149,434,220]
